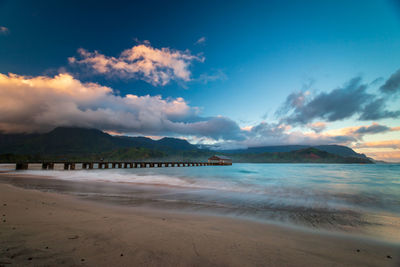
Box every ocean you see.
[2,163,400,243]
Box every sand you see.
[0,180,399,266]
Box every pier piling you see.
[15,160,216,171]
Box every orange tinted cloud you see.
[363,151,400,162]
[354,140,400,149]
[307,121,327,132]
[0,26,8,35]
[325,122,398,138]
[69,43,203,86]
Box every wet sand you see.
[0,175,399,266]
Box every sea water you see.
[4,163,400,242]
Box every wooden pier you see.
[15,161,225,170]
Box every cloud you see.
[197,69,227,84]
[354,140,400,150]
[325,123,398,140]
[69,43,204,86]
[0,72,245,140]
[1,71,396,161]
[211,122,358,149]
[353,123,391,135]
[166,116,245,141]
[278,77,400,125]
[211,121,398,150]
[275,91,309,117]
[380,68,400,94]
[3,71,377,147]
[0,26,9,35]
[359,151,400,163]
[307,122,327,133]
[359,98,400,120]
[195,37,206,45]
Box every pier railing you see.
[15,161,230,170]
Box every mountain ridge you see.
[0,127,198,154]
[219,144,367,158]
[0,127,372,163]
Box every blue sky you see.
[0,0,399,161]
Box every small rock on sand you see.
[387,255,392,259]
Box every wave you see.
[22,169,247,192]
[20,169,391,213]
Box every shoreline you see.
[2,171,400,242]
[0,174,399,266]
[2,171,400,243]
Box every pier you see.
[14,161,227,170]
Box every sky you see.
[0,0,399,161]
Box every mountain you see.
[0,127,372,163]
[0,127,198,155]
[227,147,371,164]
[220,145,367,158]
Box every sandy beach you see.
[0,174,399,266]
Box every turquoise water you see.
[8,163,400,241]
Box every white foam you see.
[17,169,387,212]
[22,169,248,192]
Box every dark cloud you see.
[279,76,400,125]
[168,116,246,141]
[359,98,400,120]
[280,78,372,124]
[275,91,308,117]
[380,68,400,94]
[330,135,358,143]
[250,122,286,137]
[354,123,391,134]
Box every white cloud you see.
[0,72,245,141]
[69,43,204,86]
